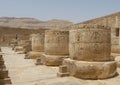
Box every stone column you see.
[0,55,11,84]
[25,33,45,59]
[14,40,26,53]
[31,33,44,52]
[58,25,117,79]
[41,30,69,66]
[23,40,32,53]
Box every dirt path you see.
[1,47,58,85]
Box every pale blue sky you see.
[0,0,120,23]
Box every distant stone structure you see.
[25,33,44,59]
[14,40,32,54]
[58,25,117,79]
[23,40,32,53]
[41,30,69,66]
[0,54,11,84]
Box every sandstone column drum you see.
[25,33,44,59]
[41,30,69,66]
[58,25,117,79]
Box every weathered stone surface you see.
[59,65,68,73]
[0,55,5,67]
[0,77,11,84]
[69,26,111,61]
[63,58,117,79]
[9,39,18,50]
[14,46,24,52]
[45,30,69,55]
[0,61,4,66]
[58,25,117,79]
[23,40,31,53]
[57,72,69,77]
[0,54,2,58]
[31,33,44,52]
[0,69,9,78]
[35,58,42,65]
[41,53,68,66]
[17,40,27,46]
[0,53,11,84]
[57,65,69,77]
[25,51,43,59]
[111,45,120,53]
[41,30,69,66]
[115,56,120,67]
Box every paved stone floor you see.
[2,47,120,85]
[1,47,58,85]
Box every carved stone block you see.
[63,58,117,79]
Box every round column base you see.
[41,54,68,66]
[63,58,117,79]
[24,51,43,59]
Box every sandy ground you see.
[1,47,58,85]
[1,47,120,85]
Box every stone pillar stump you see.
[41,30,69,66]
[58,25,117,79]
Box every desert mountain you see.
[0,17,73,29]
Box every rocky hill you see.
[0,17,73,29]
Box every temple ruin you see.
[1,12,120,85]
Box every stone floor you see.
[1,47,120,85]
[1,47,58,85]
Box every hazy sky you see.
[0,0,120,23]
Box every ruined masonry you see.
[25,33,44,60]
[58,25,117,79]
[41,30,69,66]
[0,53,11,84]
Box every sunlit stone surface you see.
[58,25,117,79]
[41,30,69,66]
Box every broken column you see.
[9,39,18,50]
[0,54,11,84]
[14,40,26,53]
[14,40,32,54]
[58,25,117,79]
[23,40,32,54]
[41,30,69,66]
[25,33,44,59]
